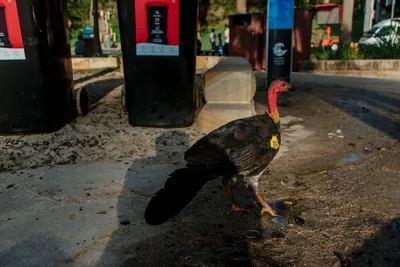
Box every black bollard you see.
[0,0,74,133]
[117,0,199,127]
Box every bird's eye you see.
[281,83,286,87]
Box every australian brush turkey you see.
[145,80,293,225]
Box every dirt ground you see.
[0,70,204,172]
[1,70,399,267]
[108,74,400,267]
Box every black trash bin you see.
[0,0,75,133]
[117,0,199,127]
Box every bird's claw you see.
[259,206,280,217]
[225,205,253,215]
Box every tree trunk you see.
[363,0,374,32]
[92,0,103,56]
[90,0,94,25]
[199,0,210,28]
[236,0,246,14]
[340,0,355,46]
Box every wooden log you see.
[197,57,257,133]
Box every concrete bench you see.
[72,57,119,70]
[196,57,257,133]
[196,56,222,75]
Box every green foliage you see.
[294,0,315,10]
[359,27,400,59]
[212,0,236,13]
[361,43,400,59]
[67,0,91,30]
[310,45,366,60]
[109,15,121,43]
[310,47,330,60]
[338,46,366,60]
[204,0,235,28]
[100,0,116,9]
[69,30,82,46]
[311,26,400,60]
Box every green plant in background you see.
[361,42,400,59]
[69,30,83,48]
[67,0,91,30]
[310,46,333,60]
[310,25,400,61]
[359,26,400,59]
[310,45,366,60]
[338,45,366,60]
[108,15,121,43]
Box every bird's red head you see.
[267,80,292,124]
[268,80,292,93]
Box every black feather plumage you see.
[145,114,280,225]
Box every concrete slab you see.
[0,160,183,266]
[1,161,129,204]
[0,186,58,222]
[0,196,122,266]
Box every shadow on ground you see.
[73,69,124,114]
[336,218,400,267]
[99,131,288,267]
[82,77,124,111]
[74,68,118,85]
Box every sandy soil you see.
[0,70,204,172]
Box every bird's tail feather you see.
[144,166,210,225]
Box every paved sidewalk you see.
[0,161,180,266]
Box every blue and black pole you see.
[265,0,295,88]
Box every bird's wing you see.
[185,115,279,168]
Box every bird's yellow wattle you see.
[268,110,280,124]
[270,135,280,149]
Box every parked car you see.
[358,18,400,46]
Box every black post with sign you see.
[266,0,294,88]
[146,6,169,45]
[117,0,199,127]
[0,0,74,133]
[0,7,11,48]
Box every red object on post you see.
[0,0,23,48]
[135,0,179,46]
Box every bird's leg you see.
[247,180,279,217]
[223,178,251,213]
[254,193,280,217]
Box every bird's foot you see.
[259,206,280,217]
[225,204,253,215]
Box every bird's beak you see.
[287,84,295,91]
